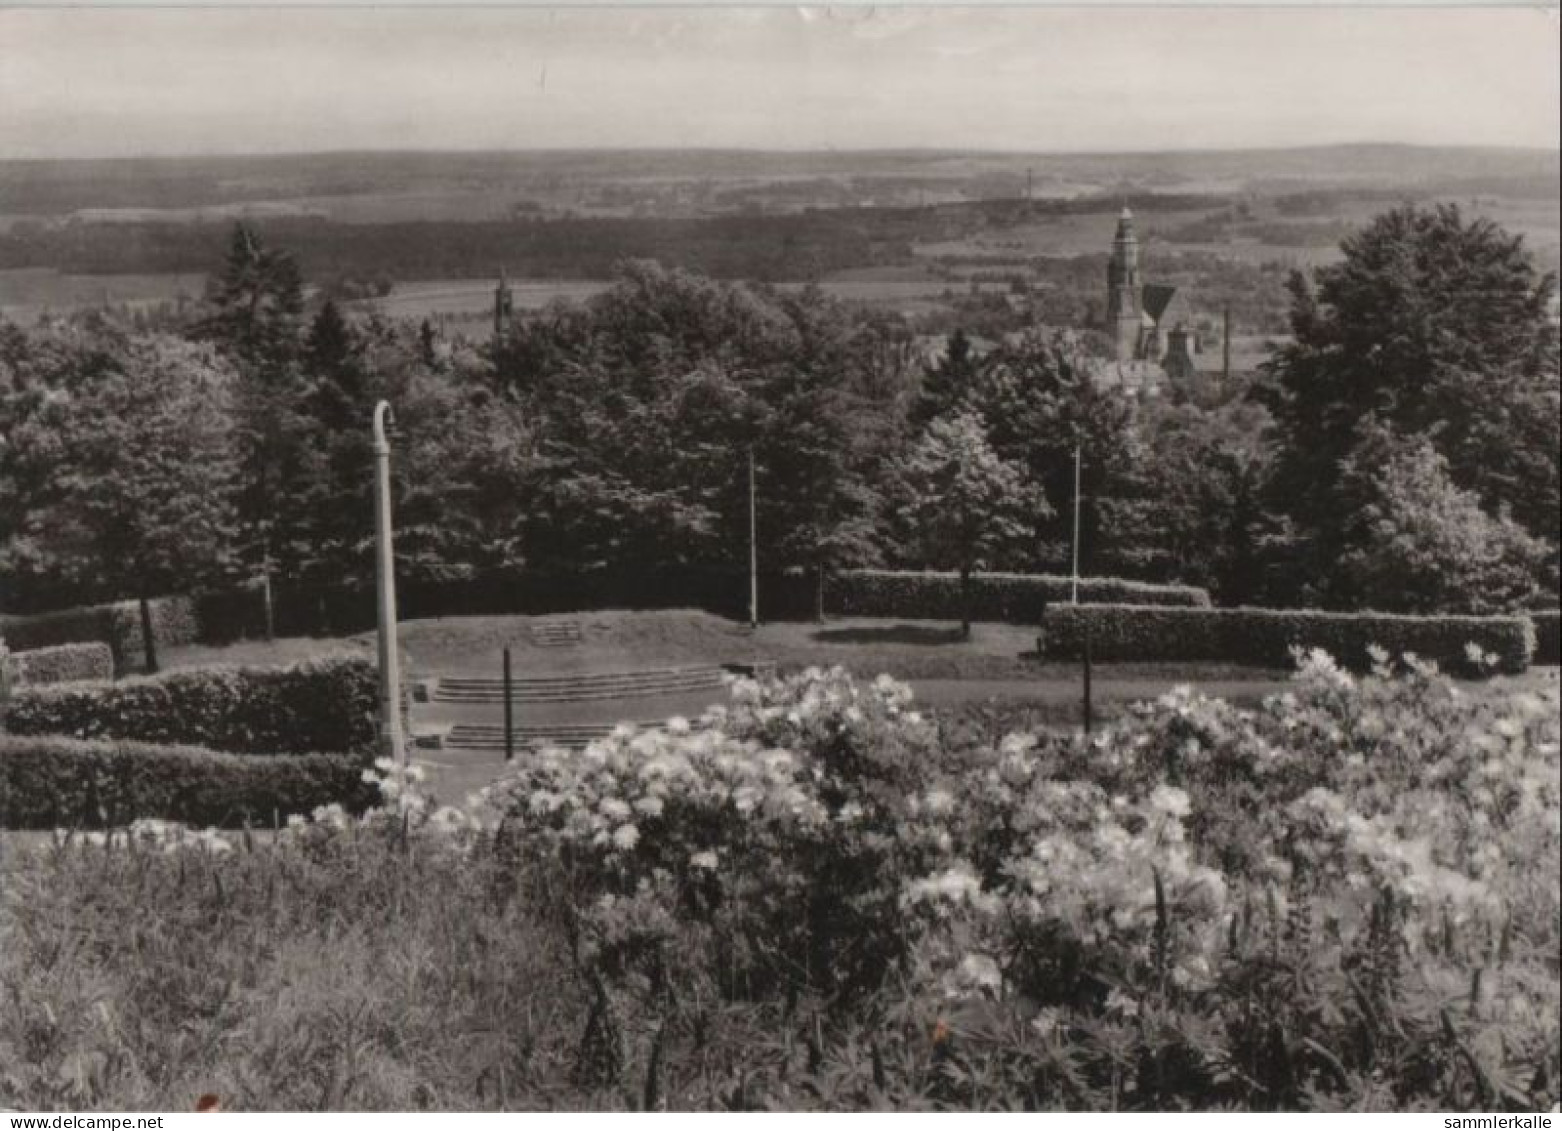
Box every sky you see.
[1,6,1558,159]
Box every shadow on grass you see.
[811,623,967,646]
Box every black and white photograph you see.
[0,4,1558,1115]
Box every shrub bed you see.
[2,665,1558,1110]
[0,596,199,675]
[1531,609,1560,666]
[826,569,1210,622]
[3,641,115,687]
[0,735,374,829]
[3,655,381,756]
[1040,603,1534,674]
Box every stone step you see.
[427,662,772,705]
[434,671,724,696]
[441,717,707,751]
[437,664,727,690]
[530,622,582,647]
[418,659,771,702]
[433,680,726,705]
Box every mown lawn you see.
[163,609,1295,685]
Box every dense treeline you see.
[0,195,1223,282]
[0,214,894,283]
[0,203,1556,651]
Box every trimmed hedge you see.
[1040,603,1534,675]
[0,735,375,829]
[0,596,199,675]
[4,642,115,687]
[266,566,824,633]
[826,569,1211,623]
[1531,610,1560,666]
[3,654,381,756]
[194,582,271,645]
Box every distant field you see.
[917,207,1347,268]
[1473,196,1562,268]
[0,268,205,321]
[369,268,959,335]
[914,193,1560,273]
[812,264,954,306]
[916,208,1212,261]
[0,269,956,333]
[367,278,611,320]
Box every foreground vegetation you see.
[3,654,1556,1111]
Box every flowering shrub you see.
[475,667,949,1004]
[15,656,1557,1110]
[891,648,1560,1108]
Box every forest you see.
[0,203,1556,633]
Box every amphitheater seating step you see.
[441,717,708,751]
[427,662,772,705]
[529,621,582,647]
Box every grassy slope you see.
[164,609,1293,684]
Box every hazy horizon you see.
[3,7,1558,160]
[3,139,1560,166]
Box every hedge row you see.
[1039,604,1534,675]
[0,596,199,675]
[0,735,375,829]
[3,642,115,687]
[3,654,382,756]
[1533,610,1560,666]
[825,570,1211,623]
[261,567,821,634]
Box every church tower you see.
[1105,207,1142,362]
[493,269,514,339]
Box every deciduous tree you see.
[893,412,1044,637]
[39,333,241,671]
[1334,429,1546,615]
[1264,204,1560,596]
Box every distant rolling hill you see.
[0,145,1553,338]
[0,144,1555,220]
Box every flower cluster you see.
[908,781,1229,1003]
[477,667,949,998]
[478,724,827,879]
[898,648,1558,1030]
[56,818,238,854]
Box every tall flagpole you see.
[373,401,405,767]
[747,445,758,629]
[1070,442,1082,605]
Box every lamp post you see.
[373,401,405,767]
[1071,442,1093,733]
[1070,442,1083,605]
